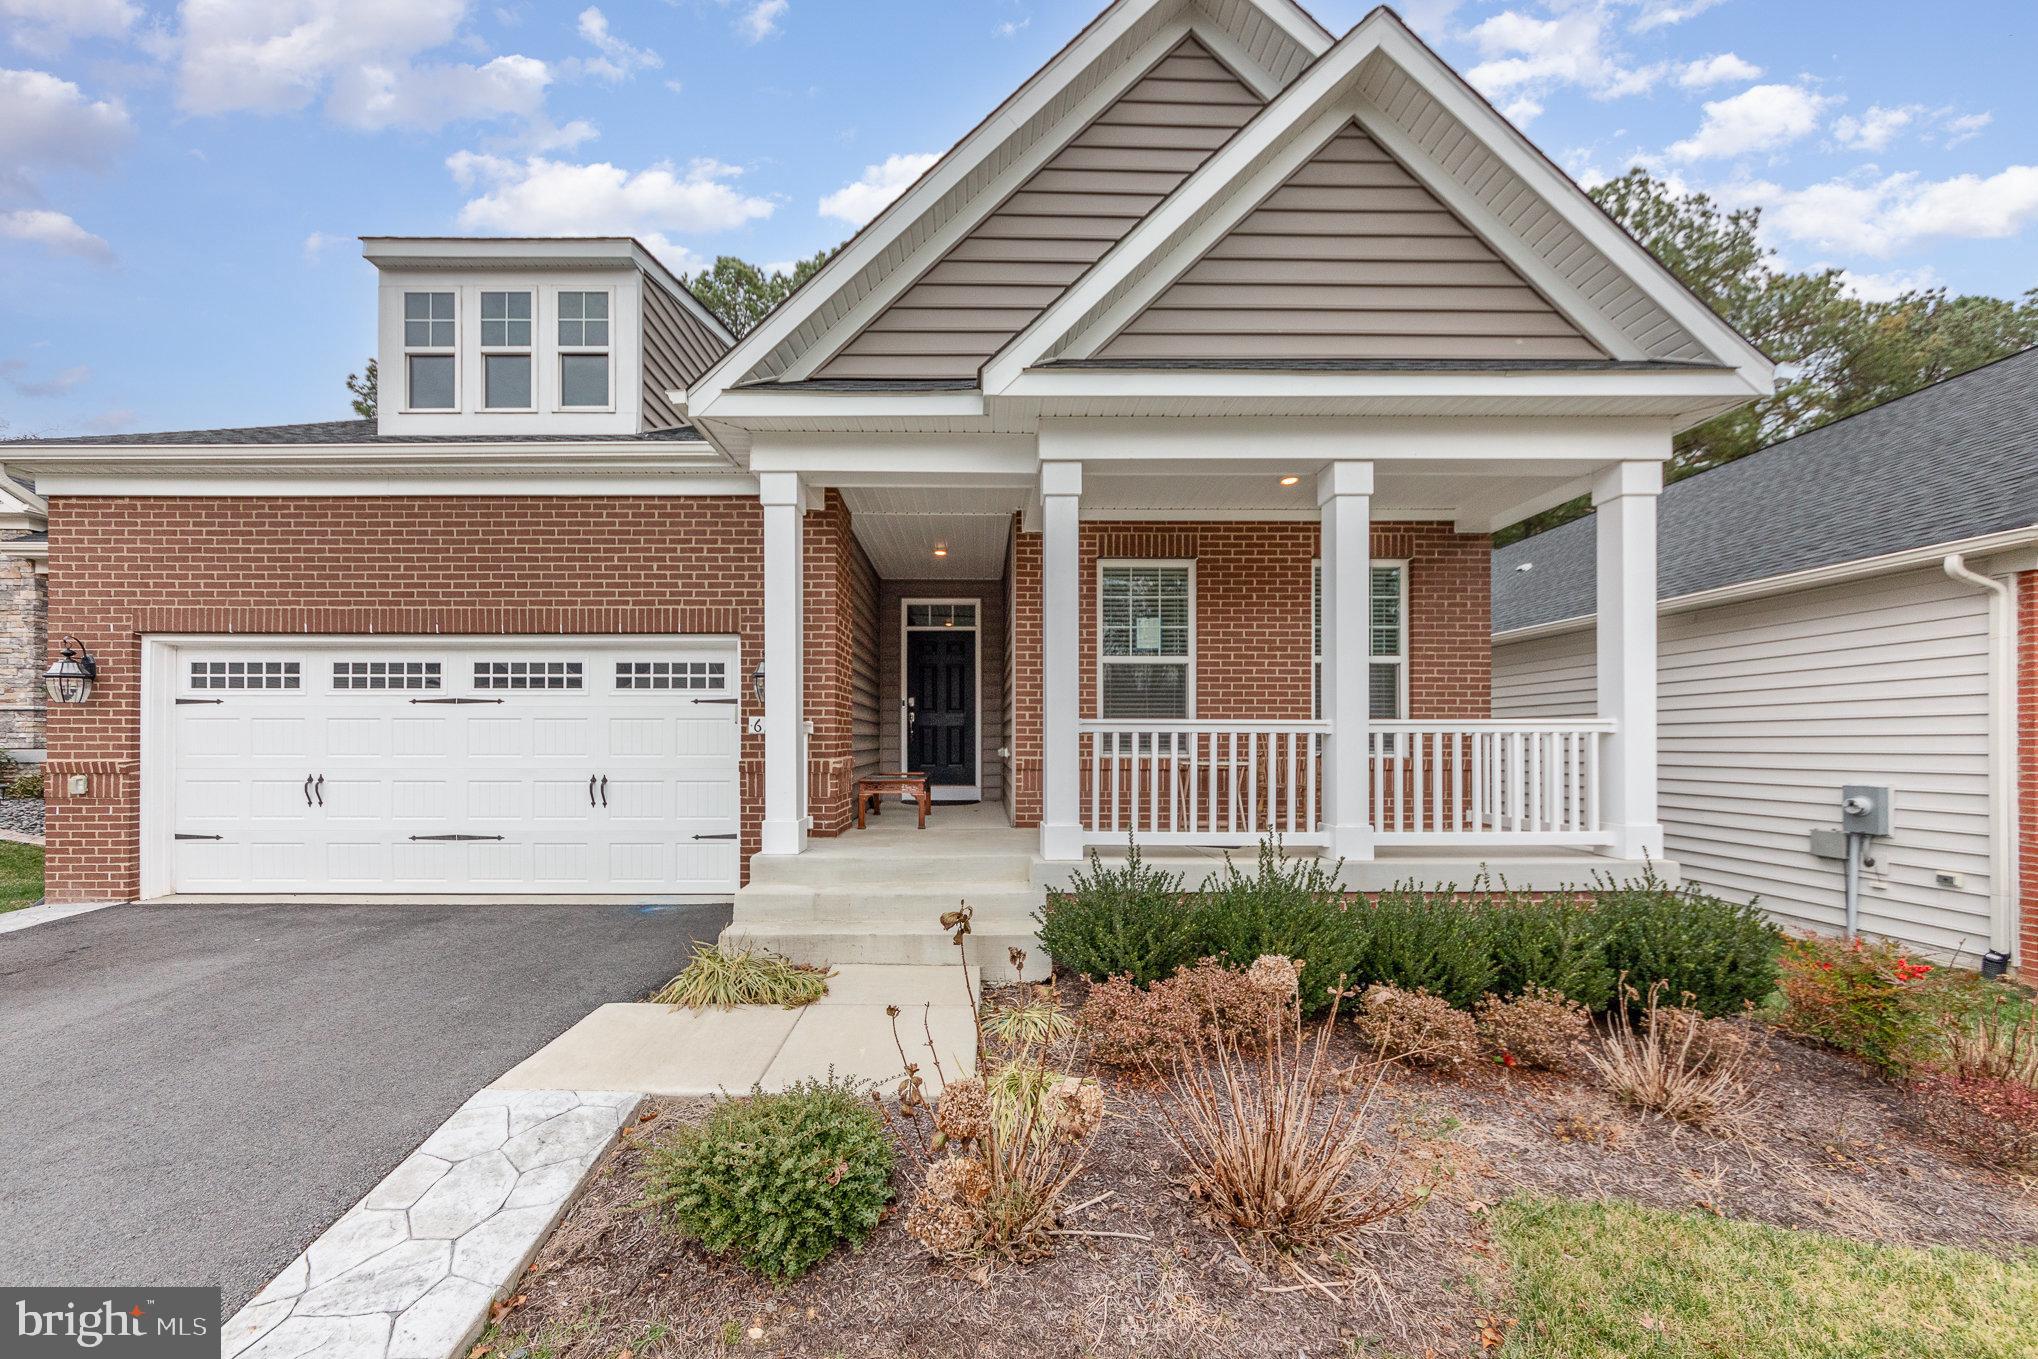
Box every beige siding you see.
[1100,123,1601,361]
[1493,568,1999,959]
[817,37,1262,381]
[639,277,728,428]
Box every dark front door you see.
[907,628,975,789]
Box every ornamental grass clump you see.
[651,943,831,1010]
[1475,986,1592,1071]
[1590,980,1756,1128]
[641,1077,892,1279]
[1351,983,1478,1070]
[1166,988,1425,1262]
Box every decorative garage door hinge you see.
[409,697,505,705]
[692,832,740,841]
[691,697,740,705]
[176,698,224,705]
[408,833,507,842]
[174,832,224,841]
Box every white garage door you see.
[159,639,742,895]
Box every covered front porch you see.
[751,429,1668,879]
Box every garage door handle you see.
[588,774,597,807]
[600,776,609,807]
[692,833,739,841]
[303,775,314,807]
[692,697,740,705]
[314,775,325,807]
[175,833,224,841]
[409,834,506,842]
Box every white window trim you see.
[554,286,616,413]
[1313,558,1408,722]
[1095,558,1196,722]
[401,290,459,414]
[478,289,536,413]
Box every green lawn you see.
[0,840,43,912]
[1493,1196,2038,1359]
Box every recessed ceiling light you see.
[1279,475,1300,486]
[933,545,949,557]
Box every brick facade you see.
[1008,519,1493,826]
[44,495,771,902]
[2019,571,2035,972]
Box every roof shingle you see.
[1,419,706,447]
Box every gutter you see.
[1495,523,2038,644]
[1943,554,2020,961]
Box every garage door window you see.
[191,659,300,691]
[474,659,584,690]
[616,660,726,691]
[334,660,443,691]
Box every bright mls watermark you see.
[3,1289,218,1358]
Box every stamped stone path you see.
[220,1089,640,1359]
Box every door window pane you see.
[484,353,532,409]
[407,354,455,409]
[560,353,609,407]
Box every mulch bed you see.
[493,988,2038,1359]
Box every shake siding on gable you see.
[640,281,728,428]
[816,37,1263,380]
[1493,568,1999,960]
[1099,123,1601,361]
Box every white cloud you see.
[1837,265,1940,302]
[1942,111,1991,147]
[735,0,786,43]
[1629,0,1726,30]
[1502,96,1543,125]
[1668,83,1831,160]
[0,207,113,262]
[1464,5,1666,109]
[0,67,131,176]
[302,229,343,260]
[818,151,937,226]
[1737,165,2038,257]
[0,357,90,396]
[326,53,551,131]
[1677,53,1759,89]
[993,16,1030,39]
[1831,104,1917,153]
[448,151,775,238]
[570,6,660,81]
[0,0,138,56]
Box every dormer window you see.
[557,290,612,409]
[480,290,534,410]
[403,291,457,411]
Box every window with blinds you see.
[1313,561,1406,721]
[1099,562,1193,720]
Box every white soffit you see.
[843,486,1024,580]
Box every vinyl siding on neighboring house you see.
[817,37,1263,380]
[1494,567,2000,960]
[640,280,728,429]
[1099,122,1601,362]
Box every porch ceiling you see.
[842,485,1024,579]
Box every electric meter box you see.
[1840,785,1892,838]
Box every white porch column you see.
[1039,460,1084,861]
[759,470,806,857]
[1594,460,1664,859]
[1318,461,1375,860]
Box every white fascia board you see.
[0,536,47,557]
[982,14,1397,394]
[35,472,760,497]
[749,434,1038,483]
[1494,523,2038,643]
[683,0,1182,413]
[1039,415,1671,465]
[1001,365,1757,405]
[1374,25,1773,390]
[704,390,986,421]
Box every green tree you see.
[345,359,377,420]
[683,251,832,337]
[1498,170,2038,543]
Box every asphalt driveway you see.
[0,900,727,1310]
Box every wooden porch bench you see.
[855,772,932,830]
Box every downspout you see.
[1942,554,2018,964]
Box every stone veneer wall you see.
[0,532,46,758]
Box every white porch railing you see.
[1080,721,1329,846]
[1370,721,1615,847]
[1075,719,1616,850]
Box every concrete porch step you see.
[720,918,1049,982]
[731,884,1044,924]
[749,848,1035,889]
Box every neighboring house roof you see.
[1491,347,2038,634]
[0,419,708,447]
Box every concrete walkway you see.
[493,964,981,1096]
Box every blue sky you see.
[2,0,2033,437]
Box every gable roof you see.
[1094,120,1601,362]
[815,35,1266,380]
[1491,348,2038,634]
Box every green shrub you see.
[1357,886,1496,1009]
[1034,841,1195,986]
[3,770,42,800]
[642,1077,893,1279]
[1190,842,1366,1016]
[1486,892,1615,1010]
[1593,875,1780,1016]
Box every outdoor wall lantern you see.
[751,661,767,705]
[44,635,98,705]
